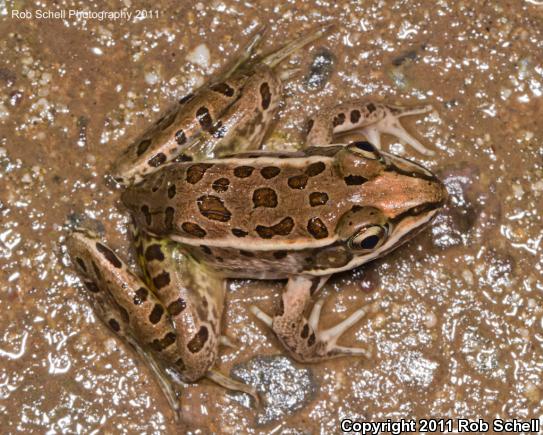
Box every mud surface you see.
[0,1,542,433]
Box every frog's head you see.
[328,141,447,270]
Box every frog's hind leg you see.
[250,276,370,362]
[66,228,182,419]
[134,230,259,402]
[259,24,334,68]
[306,101,434,155]
[217,26,267,81]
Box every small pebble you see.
[186,44,211,69]
[425,312,438,328]
[145,71,160,85]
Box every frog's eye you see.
[348,225,388,251]
[349,141,381,160]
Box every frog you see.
[66,25,448,418]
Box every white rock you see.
[145,71,160,85]
[186,43,210,69]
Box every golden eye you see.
[348,225,387,251]
[349,141,381,160]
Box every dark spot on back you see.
[367,103,376,113]
[96,242,122,268]
[137,139,152,156]
[344,175,367,185]
[187,326,209,353]
[196,106,213,131]
[140,205,151,226]
[232,228,248,238]
[153,271,171,289]
[200,245,212,255]
[256,217,294,239]
[148,153,167,168]
[210,82,235,97]
[273,250,287,259]
[288,174,308,189]
[167,184,176,198]
[175,130,186,145]
[164,206,175,229]
[306,161,325,177]
[197,195,231,222]
[182,222,207,238]
[252,188,278,208]
[145,244,165,262]
[309,192,329,206]
[234,166,254,178]
[168,298,186,316]
[186,163,212,184]
[307,217,329,239]
[350,109,361,123]
[133,287,148,305]
[260,166,280,179]
[333,112,345,127]
[260,82,272,110]
[212,177,230,193]
[308,332,316,346]
[109,318,121,332]
[149,304,165,324]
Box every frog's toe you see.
[363,104,435,155]
[316,305,371,358]
[206,370,261,407]
[270,299,370,362]
[219,334,237,349]
[249,305,273,327]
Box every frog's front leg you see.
[251,276,370,362]
[306,101,434,155]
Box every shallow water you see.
[0,0,542,433]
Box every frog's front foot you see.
[251,276,371,362]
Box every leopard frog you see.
[66,26,447,418]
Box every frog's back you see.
[121,150,351,251]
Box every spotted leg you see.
[112,26,332,185]
[306,101,434,155]
[66,229,182,419]
[133,228,258,402]
[251,276,370,362]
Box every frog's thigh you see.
[251,275,371,362]
[135,231,226,381]
[305,101,434,155]
[66,229,184,416]
[67,229,180,364]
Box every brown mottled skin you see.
[66,26,447,420]
[122,145,445,278]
